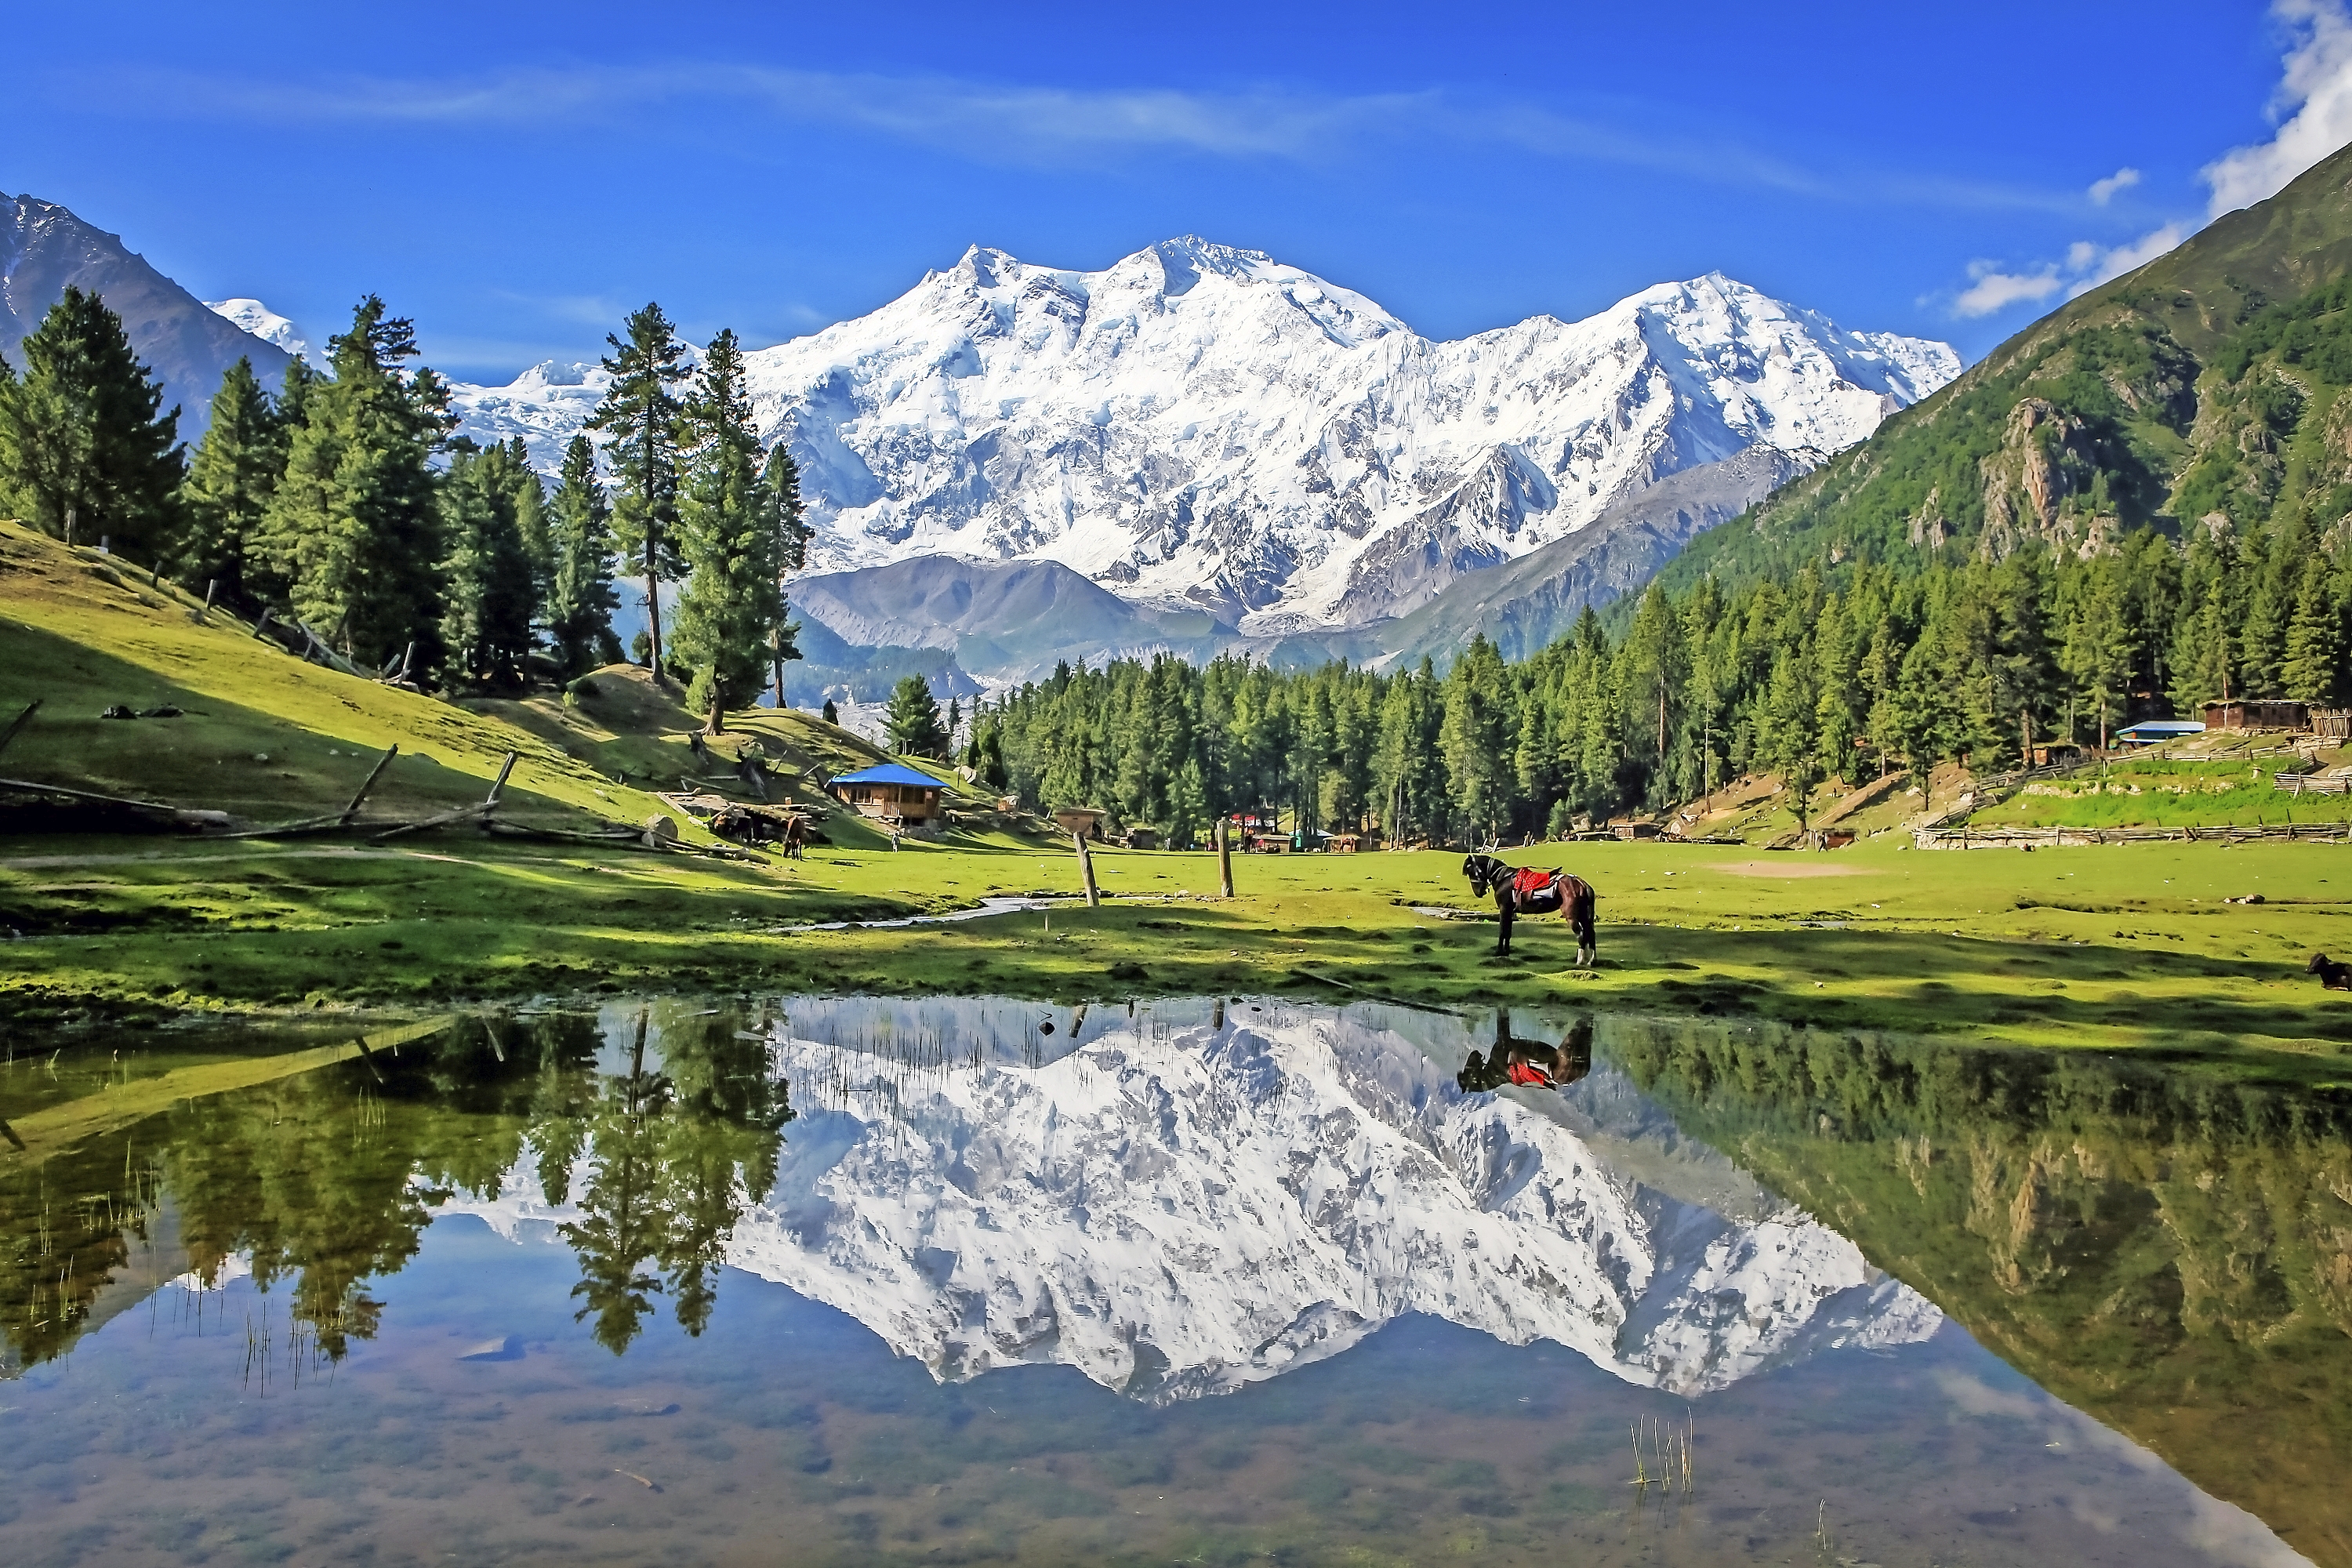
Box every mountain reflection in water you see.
[0,995,2343,1566]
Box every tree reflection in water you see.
[555,1007,793,1352]
[0,1004,793,1374]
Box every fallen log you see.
[229,745,405,839]
[0,775,229,831]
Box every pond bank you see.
[2,836,2347,1088]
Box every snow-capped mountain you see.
[445,997,1939,1402]
[203,298,309,361]
[450,239,1958,634]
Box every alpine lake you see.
[2,994,2346,1568]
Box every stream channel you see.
[2,995,2346,1566]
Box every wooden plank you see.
[342,744,399,820]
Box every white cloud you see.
[2065,223,2189,295]
[2205,0,2352,216]
[2088,165,2142,205]
[1950,220,2187,318]
[1955,260,2063,317]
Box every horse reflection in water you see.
[1456,1010,1593,1093]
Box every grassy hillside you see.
[1651,140,2352,601]
[0,521,1017,846]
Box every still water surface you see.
[2,996,2345,1566]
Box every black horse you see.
[1462,853,1596,964]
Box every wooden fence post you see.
[1074,831,1100,909]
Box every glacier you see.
[448,238,1959,634]
[441,996,1939,1403]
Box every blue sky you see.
[11,2,2344,381]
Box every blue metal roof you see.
[830,763,949,788]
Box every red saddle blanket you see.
[1511,868,1559,898]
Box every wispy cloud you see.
[1947,220,2188,318]
[2087,165,2141,205]
[2205,0,2352,216]
[1954,260,2066,318]
[89,61,2072,211]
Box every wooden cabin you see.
[828,763,948,827]
[2201,699,2310,731]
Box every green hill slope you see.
[1653,140,2352,600]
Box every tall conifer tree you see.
[547,434,621,677]
[438,438,540,688]
[588,303,690,684]
[176,356,289,607]
[0,286,184,554]
[256,297,453,668]
[672,329,783,732]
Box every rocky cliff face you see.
[445,997,1938,1401]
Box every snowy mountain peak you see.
[450,238,1959,634]
[205,298,310,361]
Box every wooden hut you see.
[828,763,948,828]
[2201,699,2310,731]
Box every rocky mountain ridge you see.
[0,194,293,438]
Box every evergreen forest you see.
[0,291,811,728]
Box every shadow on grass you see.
[0,622,608,831]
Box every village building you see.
[827,763,949,829]
[2201,699,2311,731]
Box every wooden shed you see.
[828,763,949,826]
[2201,699,2310,731]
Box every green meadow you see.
[3,521,2349,1091]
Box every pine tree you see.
[175,356,290,607]
[588,303,691,686]
[761,444,810,706]
[672,330,784,732]
[885,673,949,758]
[0,285,185,555]
[437,439,539,688]
[256,297,453,669]
[1762,649,1822,831]
[2280,554,2345,702]
[822,697,839,726]
[546,434,621,677]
